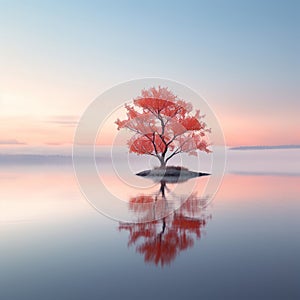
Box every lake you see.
[1,149,299,300]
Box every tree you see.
[115,86,211,168]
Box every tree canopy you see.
[115,86,211,167]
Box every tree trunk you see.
[160,160,166,168]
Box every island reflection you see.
[118,178,211,267]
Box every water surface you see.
[1,150,299,300]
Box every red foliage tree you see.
[115,86,211,167]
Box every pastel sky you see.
[0,0,299,151]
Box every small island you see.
[136,166,210,182]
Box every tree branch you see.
[165,134,195,163]
[152,132,160,158]
[157,113,168,160]
[165,149,182,163]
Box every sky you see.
[0,0,299,153]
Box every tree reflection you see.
[118,180,211,267]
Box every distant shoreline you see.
[0,154,72,165]
[0,145,299,165]
[229,145,300,151]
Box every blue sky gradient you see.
[0,0,299,147]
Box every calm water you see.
[1,150,300,300]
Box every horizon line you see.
[229,144,300,150]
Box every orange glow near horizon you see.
[0,93,299,148]
[0,113,299,148]
[0,116,75,147]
